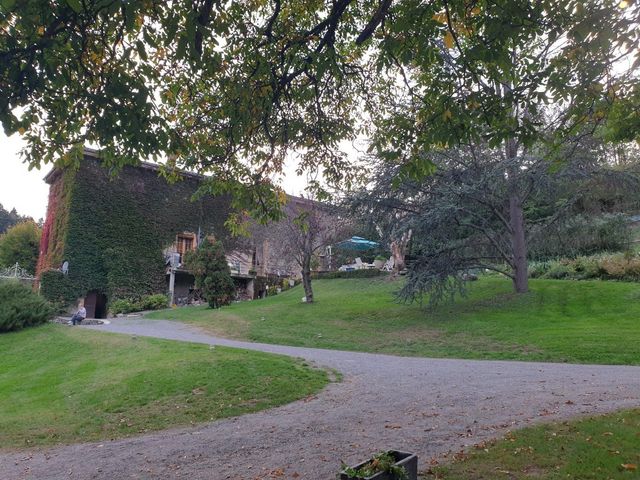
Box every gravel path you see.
[3,318,640,480]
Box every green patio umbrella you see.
[335,236,379,251]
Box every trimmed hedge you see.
[0,282,54,332]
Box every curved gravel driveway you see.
[3,318,640,480]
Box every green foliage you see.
[185,238,235,308]
[529,214,631,260]
[0,221,41,273]
[109,294,169,315]
[138,294,170,311]
[342,451,408,480]
[0,282,54,332]
[527,261,552,279]
[108,298,137,315]
[603,86,640,144]
[0,1,171,170]
[530,253,640,282]
[312,269,385,280]
[544,262,573,280]
[38,270,78,309]
[0,204,27,234]
[5,1,638,223]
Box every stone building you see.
[36,148,329,317]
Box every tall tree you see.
[0,204,23,233]
[351,134,635,304]
[0,220,41,274]
[2,1,638,231]
[270,198,348,303]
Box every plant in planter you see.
[339,451,417,480]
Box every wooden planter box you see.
[339,451,418,480]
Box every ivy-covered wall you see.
[39,154,236,306]
[36,168,75,275]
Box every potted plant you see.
[339,451,417,480]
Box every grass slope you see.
[147,276,640,365]
[0,324,328,448]
[430,409,640,479]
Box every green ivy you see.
[40,158,235,306]
[37,270,77,311]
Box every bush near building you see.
[108,294,169,315]
[185,238,236,308]
[0,282,54,333]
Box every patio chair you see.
[355,257,376,270]
[381,257,394,271]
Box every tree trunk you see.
[509,189,528,293]
[505,131,528,294]
[391,229,412,273]
[302,251,314,303]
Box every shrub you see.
[280,279,290,291]
[571,256,601,280]
[312,269,386,280]
[599,254,640,281]
[138,294,169,311]
[0,282,54,332]
[109,294,170,315]
[529,252,640,282]
[109,298,137,315]
[185,238,235,308]
[528,261,552,278]
[544,262,573,279]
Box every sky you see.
[0,132,50,221]
[0,133,363,222]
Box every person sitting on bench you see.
[71,302,86,325]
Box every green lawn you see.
[147,276,640,365]
[429,409,640,479]
[0,324,329,448]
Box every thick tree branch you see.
[355,0,393,45]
